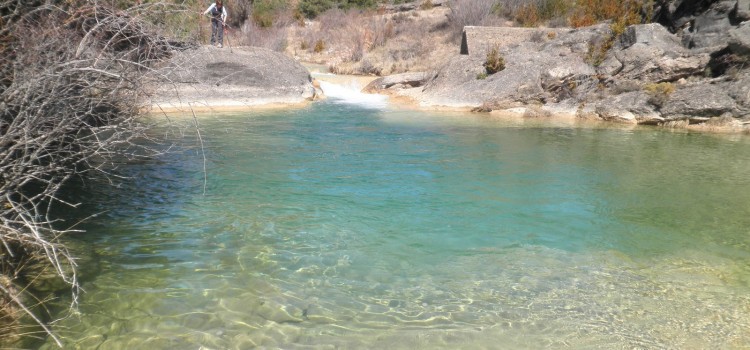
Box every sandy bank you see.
[149,95,311,115]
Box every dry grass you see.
[447,0,507,38]
[498,0,647,28]
[569,0,645,27]
[287,6,454,75]
[644,82,675,107]
[239,22,290,51]
[238,0,654,76]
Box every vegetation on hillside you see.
[212,0,653,76]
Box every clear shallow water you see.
[40,97,750,349]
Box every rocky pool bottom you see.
[31,99,750,349]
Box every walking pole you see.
[199,13,203,44]
[223,22,233,53]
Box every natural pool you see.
[39,90,750,349]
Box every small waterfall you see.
[315,75,388,109]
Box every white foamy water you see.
[317,78,388,109]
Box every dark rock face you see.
[605,24,710,82]
[681,0,736,50]
[725,75,750,109]
[594,91,661,124]
[655,0,750,52]
[728,21,750,55]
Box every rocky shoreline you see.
[364,21,750,133]
[150,15,750,134]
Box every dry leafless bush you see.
[318,9,367,52]
[240,21,290,51]
[0,1,183,346]
[494,0,569,26]
[294,8,374,67]
[447,0,504,37]
[312,8,436,74]
[362,12,452,74]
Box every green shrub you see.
[253,0,289,28]
[298,0,378,19]
[538,0,571,21]
[483,46,505,74]
[298,0,336,19]
[342,0,377,10]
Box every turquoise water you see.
[42,98,750,349]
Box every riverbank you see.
[147,45,749,134]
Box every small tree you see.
[299,0,337,18]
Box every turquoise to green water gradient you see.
[44,99,750,349]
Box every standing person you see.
[203,1,228,48]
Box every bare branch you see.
[0,0,195,346]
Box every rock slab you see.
[151,46,315,112]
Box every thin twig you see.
[0,283,63,348]
[189,103,208,196]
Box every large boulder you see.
[660,84,738,119]
[681,0,736,50]
[728,21,750,56]
[362,72,434,92]
[601,24,710,82]
[594,91,663,124]
[654,0,742,47]
[737,0,750,21]
[724,74,750,113]
[151,46,316,111]
[415,25,605,108]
